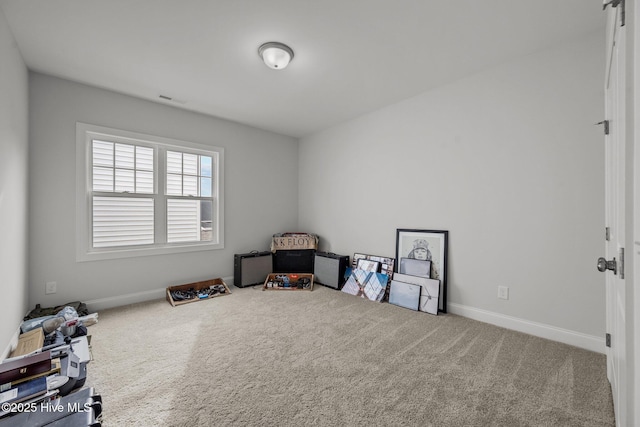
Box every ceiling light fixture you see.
[258,42,294,70]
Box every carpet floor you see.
[87,284,614,426]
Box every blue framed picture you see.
[389,280,421,311]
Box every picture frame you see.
[395,229,448,313]
[399,258,431,278]
[356,259,380,272]
[388,280,421,311]
[342,268,388,302]
[352,253,395,282]
[393,273,440,316]
[352,253,395,301]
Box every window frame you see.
[76,123,224,262]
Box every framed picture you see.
[419,278,440,315]
[352,253,395,282]
[393,273,440,316]
[388,280,421,311]
[399,258,431,278]
[342,268,388,302]
[356,259,380,272]
[395,229,448,313]
[352,253,395,301]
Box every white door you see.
[602,5,626,426]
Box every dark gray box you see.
[234,251,272,287]
[314,252,349,289]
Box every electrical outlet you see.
[497,286,509,300]
[45,281,57,294]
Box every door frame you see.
[604,5,627,425]
[630,1,640,425]
[605,1,639,426]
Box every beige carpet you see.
[87,284,614,426]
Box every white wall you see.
[0,7,29,358]
[28,73,298,310]
[299,33,606,351]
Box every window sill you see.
[76,241,224,262]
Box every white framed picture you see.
[393,273,440,315]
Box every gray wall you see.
[299,33,606,351]
[28,74,298,310]
[0,7,29,358]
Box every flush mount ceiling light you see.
[258,42,294,70]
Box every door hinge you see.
[596,120,610,135]
[605,227,610,241]
[603,0,625,26]
[620,247,625,279]
[606,333,611,347]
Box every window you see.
[76,123,224,261]
[91,140,155,248]
[165,150,213,243]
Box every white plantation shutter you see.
[166,151,202,197]
[135,147,154,193]
[164,150,213,243]
[91,140,155,248]
[92,141,154,193]
[92,141,114,192]
[167,199,200,243]
[166,151,183,196]
[92,196,154,247]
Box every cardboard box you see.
[9,328,44,358]
[263,273,314,291]
[270,233,318,251]
[166,278,231,307]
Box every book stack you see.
[0,350,58,412]
[0,329,101,426]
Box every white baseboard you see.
[448,303,605,354]
[84,276,234,312]
[85,288,166,312]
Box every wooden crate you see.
[262,273,314,291]
[166,278,231,307]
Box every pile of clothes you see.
[22,301,97,345]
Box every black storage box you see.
[0,387,103,427]
[273,249,315,274]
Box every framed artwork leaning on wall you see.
[395,229,448,313]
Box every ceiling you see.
[0,0,604,138]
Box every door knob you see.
[597,257,617,274]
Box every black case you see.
[0,387,102,427]
[314,252,349,289]
[273,249,315,274]
[234,251,273,287]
